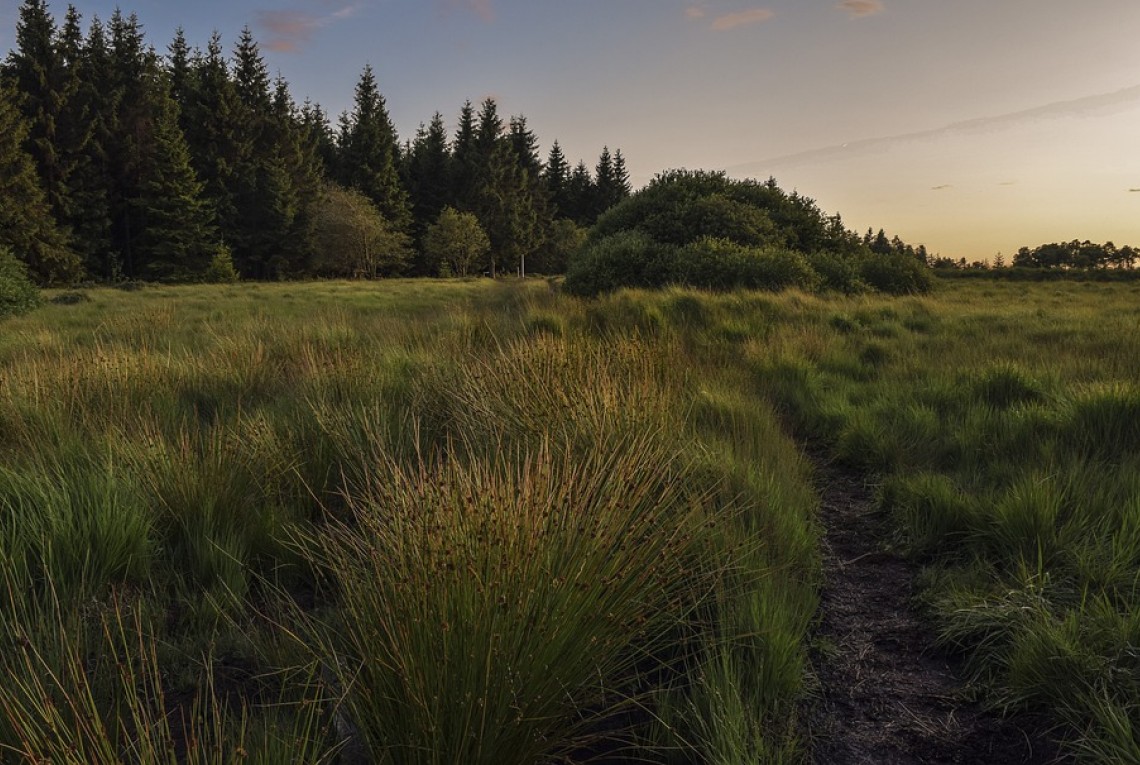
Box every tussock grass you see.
[3,280,820,762]
[736,279,1140,760]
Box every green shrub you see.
[808,250,865,293]
[0,246,41,319]
[564,230,677,296]
[859,252,933,294]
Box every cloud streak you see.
[711,8,775,31]
[257,3,362,52]
[837,0,885,18]
[931,184,952,191]
[728,84,1140,174]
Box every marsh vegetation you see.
[2,278,1138,761]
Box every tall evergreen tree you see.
[226,26,291,278]
[104,9,152,277]
[450,99,477,210]
[166,26,192,108]
[565,160,594,226]
[132,74,217,281]
[507,115,542,177]
[265,75,323,276]
[543,140,570,216]
[592,145,618,220]
[53,5,114,274]
[300,99,337,176]
[339,65,411,235]
[69,13,116,277]
[405,111,452,271]
[0,81,80,283]
[5,0,70,226]
[181,32,241,241]
[612,149,632,200]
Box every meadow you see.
[0,279,820,764]
[1,277,1138,762]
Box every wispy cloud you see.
[685,6,707,20]
[1130,188,1140,193]
[440,0,494,22]
[931,184,952,191]
[837,0,885,18]
[728,84,1140,174]
[710,8,775,31]
[257,3,362,52]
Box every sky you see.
[3,0,1139,261]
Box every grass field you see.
[0,279,819,763]
[2,278,1138,762]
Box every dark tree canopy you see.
[0,0,942,289]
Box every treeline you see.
[0,1,631,285]
[862,227,930,264]
[1012,240,1137,270]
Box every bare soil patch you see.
[805,458,1066,764]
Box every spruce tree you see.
[132,74,216,281]
[55,5,114,274]
[6,0,69,224]
[463,101,541,277]
[450,100,477,210]
[612,149,632,200]
[166,26,192,109]
[406,111,452,271]
[105,9,151,276]
[565,160,594,226]
[300,99,337,176]
[0,81,80,283]
[593,146,617,220]
[508,115,542,177]
[543,140,570,217]
[181,32,240,243]
[227,26,287,277]
[266,75,323,277]
[339,65,412,236]
[70,14,116,277]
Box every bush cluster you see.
[565,170,931,296]
[0,246,41,319]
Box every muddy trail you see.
[804,458,1066,765]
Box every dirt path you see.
[805,458,1065,765]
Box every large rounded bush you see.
[807,250,865,294]
[0,246,41,319]
[569,169,932,297]
[590,170,838,253]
